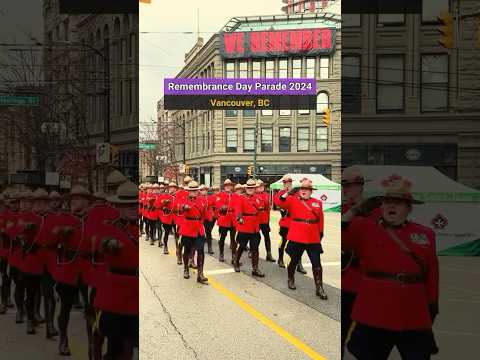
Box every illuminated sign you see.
[220,28,335,59]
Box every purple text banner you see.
[164,78,316,96]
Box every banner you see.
[220,28,336,59]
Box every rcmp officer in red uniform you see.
[0,190,15,314]
[53,184,91,356]
[342,176,439,360]
[256,179,275,262]
[158,182,177,254]
[233,179,265,277]
[215,179,237,263]
[275,178,327,299]
[340,166,382,359]
[274,176,307,274]
[94,180,139,360]
[173,176,192,266]
[178,181,208,284]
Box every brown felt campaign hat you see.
[380,175,424,205]
[107,181,138,204]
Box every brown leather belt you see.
[186,216,201,221]
[242,213,257,216]
[109,268,138,277]
[292,218,319,224]
[367,271,424,284]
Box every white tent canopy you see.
[357,165,480,255]
[270,173,341,211]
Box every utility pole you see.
[253,111,259,179]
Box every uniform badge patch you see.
[311,202,320,208]
[410,233,429,245]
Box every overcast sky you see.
[139,0,284,127]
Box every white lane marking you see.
[442,299,480,304]
[436,330,480,337]
[204,268,236,275]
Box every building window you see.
[316,92,329,114]
[421,54,448,112]
[129,33,135,58]
[279,127,291,152]
[63,19,69,41]
[342,55,361,113]
[343,14,361,27]
[243,128,255,153]
[316,126,328,152]
[279,59,288,78]
[319,57,329,79]
[252,60,261,78]
[225,61,235,78]
[55,25,60,41]
[292,58,302,77]
[261,109,273,116]
[226,129,238,153]
[297,127,310,152]
[422,0,449,23]
[128,79,133,114]
[243,109,255,117]
[119,81,123,115]
[121,38,127,61]
[239,61,248,78]
[266,60,275,78]
[261,128,273,152]
[377,55,404,112]
[225,110,237,117]
[306,58,315,78]
[279,109,291,116]
[207,131,210,150]
[298,109,310,115]
[377,14,405,25]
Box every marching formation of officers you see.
[139,174,328,299]
[0,169,139,359]
[341,167,439,360]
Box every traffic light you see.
[247,165,253,177]
[437,11,454,49]
[322,108,331,126]
[110,144,120,165]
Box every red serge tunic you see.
[17,212,43,275]
[94,221,138,315]
[53,213,89,286]
[206,194,218,222]
[215,191,235,228]
[273,189,291,229]
[173,189,188,227]
[178,196,206,238]
[343,218,439,331]
[256,192,270,225]
[234,194,261,234]
[0,211,17,260]
[84,204,120,288]
[159,193,175,225]
[341,204,381,293]
[275,195,324,244]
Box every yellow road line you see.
[208,276,328,360]
[154,239,328,360]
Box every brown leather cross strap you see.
[367,271,424,284]
[186,216,201,221]
[384,226,426,277]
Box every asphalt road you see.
[140,212,341,360]
[0,299,90,359]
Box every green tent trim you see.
[324,205,341,212]
[438,238,480,256]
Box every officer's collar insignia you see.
[311,202,320,208]
[410,233,428,245]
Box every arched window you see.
[316,91,329,114]
[123,15,130,33]
[114,18,121,36]
[103,24,109,39]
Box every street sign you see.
[0,95,40,106]
[140,143,156,150]
[96,143,110,164]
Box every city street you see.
[140,212,341,360]
[0,303,89,359]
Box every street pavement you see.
[140,212,341,360]
[0,300,89,359]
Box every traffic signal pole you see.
[253,111,258,179]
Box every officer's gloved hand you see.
[183,204,190,211]
[163,199,171,204]
[108,238,123,253]
[429,302,439,323]
[237,217,244,225]
[219,205,228,215]
[61,227,73,237]
[25,223,37,231]
[352,196,382,217]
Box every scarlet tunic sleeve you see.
[274,192,292,210]
[341,216,367,254]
